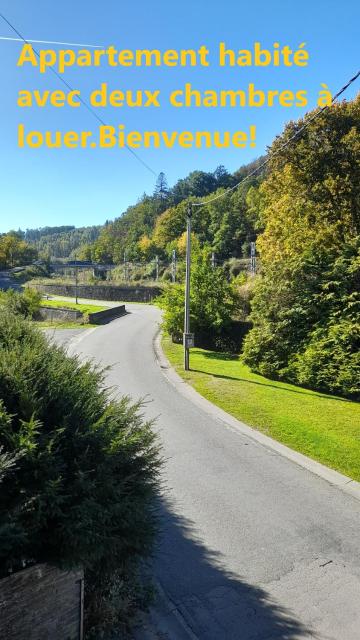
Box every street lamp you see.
[183,203,194,370]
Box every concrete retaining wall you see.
[39,304,126,325]
[31,283,162,303]
[88,304,126,324]
[0,563,83,640]
[38,307,83,322]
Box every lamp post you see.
[183,203,194,370]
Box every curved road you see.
[54,304,360,639]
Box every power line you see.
[1,13,359,195]
[0,12,157,177]
[0,36,103,48]
[193,69,360,208]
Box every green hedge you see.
[0,309,161,632]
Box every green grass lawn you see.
[40,299,107,314]
[163,335,360,481]
[38,320,98,329]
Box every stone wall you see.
[31,283,162,303]
[0,563,83,640]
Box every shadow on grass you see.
[189,350,351,403]
[153,497,311,639]
[193,348,239,361]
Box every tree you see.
[159,248,238,341]
[0,288,41,318]
[171,171,217,204]
[137,234,157,260]
[0,232,37,269]
[153,172,169,210]
[80,159,264,267]
[152,202,188,249]
[0,308,161,629]
[243,96,360,398]
[214,164,232,188]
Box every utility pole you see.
[172,249,177,283]
[74,254,79,304]
[183,203,194,370]
[211,251,216,269]
[155,255,159,281]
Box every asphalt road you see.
[51,305,360,640]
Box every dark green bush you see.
[243,237,360,397]
[0,288,41,318]
[242,97,360,398]
[0,309,160,631]
[13,264,50,283]
[286,321,360,399]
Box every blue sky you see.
[0,0,359,232]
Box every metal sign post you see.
[184,204,192,370]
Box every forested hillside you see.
[1,158,263,267]
[9,159,263,265]
[157,95,359,399]
[23,225,101,260]
[80,158,265,264]
[242,96,360,397]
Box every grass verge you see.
[162,335,360,481]
[40,299,107,314]
[37,321,98,329]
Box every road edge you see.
[153,330,360,503]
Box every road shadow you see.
[152,497,312,639]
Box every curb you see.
[132,580,199,640]
[132,578,198,639]
[153,331,360,503]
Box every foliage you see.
[23,225,101,261]
[0,309,161,630]
[0,288,41,318]
[137,234,158,260]
[153,172,170,211]
[159,248,238,342]
[93,195,160,263]
[7,160,265,269]
[287,320,360,397]
[89,162,263,265]
[85,562,153,638]
[243,96,360,398]
[0,231,37,269]
[11,263,50,283]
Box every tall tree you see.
[243,96,360,398]
[153,172,169,210]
